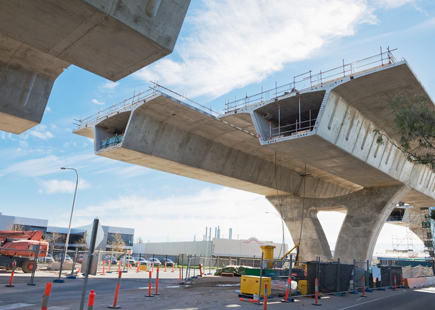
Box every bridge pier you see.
[268,185,410,264]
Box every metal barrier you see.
[74,83,221,130]
[224,48,398,113]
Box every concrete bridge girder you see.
[92,94,351,198]
[0,0,190,134]
[74,60,435,263]
[267,185,411,264]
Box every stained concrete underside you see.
[74,60,435,263]
[0,0,190,134]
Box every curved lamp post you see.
[61,167,78,261]
[265,211,286,257]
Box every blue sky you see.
[1,0,434,256]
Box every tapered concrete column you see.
[333,186,410,264]
[267,185,410,264]
[268,196,332,262]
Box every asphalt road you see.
[1,271,435,309]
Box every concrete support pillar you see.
[268,196,332,262]
[333,186,410,264]
[267,185,410,264]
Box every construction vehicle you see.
[0,230,49,273]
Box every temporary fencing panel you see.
[306,262,353,294]
[379,266,402,287]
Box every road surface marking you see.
[337,291,407,310]
[0,304,35,310]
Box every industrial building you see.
[0,214,134,250]
[133,237,288,259]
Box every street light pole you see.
[265,211,286,257]
[61,167,79,261]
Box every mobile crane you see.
[0,230,49,273]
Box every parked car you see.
[38,253,55,263]
[149,258,161,266]
[76,254,84,263]
[54,253,72,262]
[102,255,118,265]
[121,256,137,266]
[136,257,149,265]
[161,259,175,267]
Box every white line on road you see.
[337,291,407,310]
[0,303,35,310]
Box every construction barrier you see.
[425,276,435,285]
[155,267,160,295]
[404,277,426,288]
[108,270,122,309]
[146,271,154,298]
[6,260,16,287]
[239,298,259,303]
[41,282,52,310]
[312,278,321,306]
[281,276,293,302]
[263,283,268,310]
[88,290,96,310]
[361,276,367,297]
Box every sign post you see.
[79,219,99,310]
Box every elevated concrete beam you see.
[0,0,190,134]
[91,94,350,198]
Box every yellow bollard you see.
[260,245,275,269]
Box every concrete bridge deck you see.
[74,59,435,264]
[0,0,190,134]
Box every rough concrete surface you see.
[0,0,190,134]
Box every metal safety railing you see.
[265,117,317,140]
[74,82,222,130]
[224,47,398,113]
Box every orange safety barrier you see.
[108,270,122,309]
[6,260,16,287]
[41,282,52,310]
[312,278,321,306]
[88,290,95,310]
[404,277,426,288]
[263,283,268,310]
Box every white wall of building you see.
[133,237,287,258]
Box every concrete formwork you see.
[74,60,435,262]
[0,0,190,134]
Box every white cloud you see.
[19,140,29,148]
[374,0,417,8]
[73,187,289,243]
[134,0,376,99]
[0,153,95,177]
[38,178,91,194]
[99,81,120,91]
[29,125,54,140]
[92,99,105,105]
